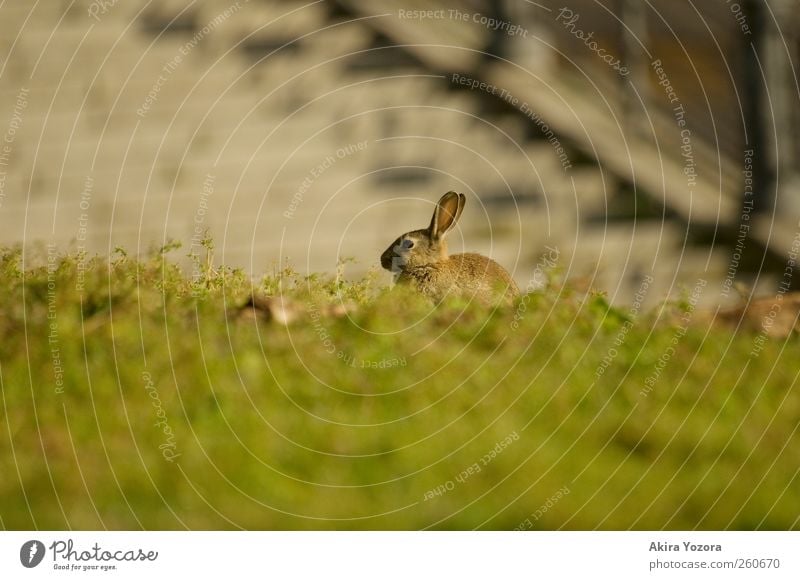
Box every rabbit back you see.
[399,252,519,305]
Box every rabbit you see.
[380,191,520,305]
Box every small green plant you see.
[0,245,797,531]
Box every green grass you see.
[0,243,798,530]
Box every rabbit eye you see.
[401,239,415,249]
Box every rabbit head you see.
[381,191,465,276]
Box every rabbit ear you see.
[429,191,465,240]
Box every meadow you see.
[0,243,798,530]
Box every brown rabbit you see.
[380,191,519,305]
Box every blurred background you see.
[1,0,799,306]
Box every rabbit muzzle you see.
[381,242,408,275]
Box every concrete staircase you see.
[0,0,754,306]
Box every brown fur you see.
[381,192,519,305]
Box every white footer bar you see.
[2,532,798,578]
